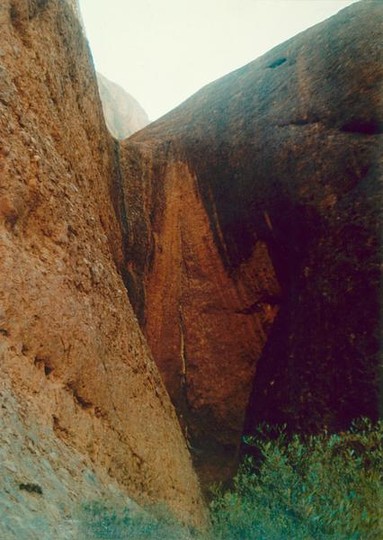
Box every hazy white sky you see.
[79,0,360,120]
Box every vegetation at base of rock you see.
[211,418,383,539]
[79,501,194,539]
[80,419,383,539]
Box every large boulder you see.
[121,0,382,481]
[0,0,205,529]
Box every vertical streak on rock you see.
[178,305,187,394]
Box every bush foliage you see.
[80,419,383,539]
[211,419,383,539]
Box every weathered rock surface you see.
[97,72,149,139]
[0,0,205,530]
[0,382,141,539]
[121,0,382,481]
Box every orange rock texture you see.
[121,0,382,480]
[0,0,205,526]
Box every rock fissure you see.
[268,57,287,69]
[178,306,187,393]
[277,118,321,127]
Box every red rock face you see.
[0,0,205,525]
[121,0,383,481]
[121,146,280,479]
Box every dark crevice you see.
[73,393,92,410]
[235,294,282,315]
[19,483,43,495]
[112,142,144,322]
[44,364,53,376]
[34,356,54,377]
[277,118,321,127]
[52,415,70,437]
[112,142,130,266]
[112,141,146,325]
[341,119,383,135]
[268,57,287,69]
[65,382,93,410]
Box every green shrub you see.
[210,419,383,539]
[78,420,382,539]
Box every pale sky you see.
[79,0,360,121]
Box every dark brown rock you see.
[121,0,382,481]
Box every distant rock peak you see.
[97,73,149,140]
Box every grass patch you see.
[79,500,194,539]
[80,419,383,539]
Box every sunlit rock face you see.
[97,73,149,139]
[121,0,382,482]
[0,0,206,529]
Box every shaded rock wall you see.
[97,72,149,140]
[121,142,280,481]
[121,0,382,480]
[0,0,205,527]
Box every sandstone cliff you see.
[120,0,382,482]
[0,0,205,533]
[97,72,149,140]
